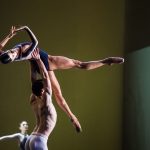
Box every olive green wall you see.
[0,0,124,150]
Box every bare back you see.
[30,92,57,137]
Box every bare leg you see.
[48,70,74,118]
[48,71,82,132]
[48,55,124,70]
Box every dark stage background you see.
[0,0,124,150]
[124,0,150,150]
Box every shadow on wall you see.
[125,0,150,53]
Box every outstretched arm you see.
[0,133,21,141]
[16,26,38,58]
[49,71,82,132]
[0,26,17,53]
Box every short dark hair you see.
[0,53,12,64]
[32,79,44,96]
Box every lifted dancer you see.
[0,26,124,68]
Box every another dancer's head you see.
[19,121,28,133]
[0,50,18,64]
[32,79,44,97]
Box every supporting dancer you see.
[0,121,29,150]
[26,50,81,150]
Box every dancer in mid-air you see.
[0,121,29,150]
[0,26,124,67]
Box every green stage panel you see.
[124,47,150,150]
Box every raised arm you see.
[0,26,17,53]
[0,25,38,58]
[31,50,51,93]
[0,133,21,141]
[16,26,37,44]
[16,26,38,58]
[36,59,51,93]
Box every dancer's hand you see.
[31,48,40,60]
[8,26,17,39]
[71,115,82,133]
[7,25,29,39]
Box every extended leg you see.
[48,55,124,70]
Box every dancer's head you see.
[19,121,28,132]
[32,79,44,96]
[0,50,17,64]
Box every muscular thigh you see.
[48,55,80,70]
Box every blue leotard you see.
[19,135,28,150]
[14,42,50,72]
